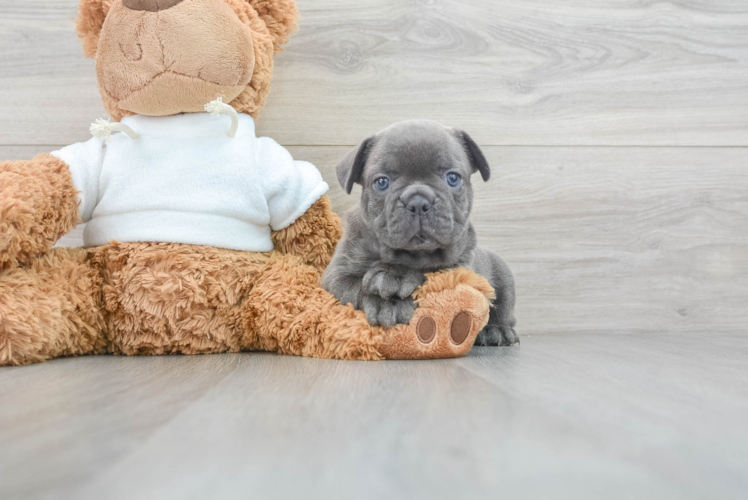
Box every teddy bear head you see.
[76,0,298,121]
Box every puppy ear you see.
[336,136,375,195]
[455,130,490,182]
[76,0,113,59]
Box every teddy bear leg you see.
[0,248,107,366]
[90,241,273,357]
[245,254,492,360]
[377,268,494,360]
[243,253,385,359]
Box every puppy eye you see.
[374,176,390,192]
[445,172,462,188]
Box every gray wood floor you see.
[2,335,747,500]
[1,0,747,498]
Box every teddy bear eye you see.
[374,176,390,192]
[445,172,462,188]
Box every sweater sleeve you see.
[51,137,105,222]
[256,137,329,231]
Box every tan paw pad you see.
[449,311,472,345]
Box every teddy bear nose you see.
[122,0,185,12]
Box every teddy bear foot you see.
[378,268,494,360]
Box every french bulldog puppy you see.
[322,120,518,346]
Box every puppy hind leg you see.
[0,248,107,366]
[482,273,519,346]
[474,302,519,347]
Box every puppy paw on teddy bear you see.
[0,0,494,366]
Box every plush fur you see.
[270,194,343,273]
[0,154,80,269]
[0,228,492,365]
[0,0,493,366]
[94,0,255,117]
[76,0,297,120]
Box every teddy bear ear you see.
[75,0,113,59]
[247,0,299,53]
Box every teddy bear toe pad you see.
[450,311,473,345]
[416,316,437,344]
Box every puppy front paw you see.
[474,325,519,346]
[362,266,426,300]
[362,294,417,328]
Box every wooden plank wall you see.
[1,0,746,336]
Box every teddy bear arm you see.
[0,246,106,366]
[0,154,80,269]
[270,195,343,272]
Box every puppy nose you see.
[122,0,185,12]
[400,185,436,215]
[405,194,432,215]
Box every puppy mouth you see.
[386,217,455,251]
[378,195,459,251]
[409,233,429,244]
[404,232,437,250]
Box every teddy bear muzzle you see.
[95,0,255,117]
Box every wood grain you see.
[1,0,747,146]
[2,2,747,498]
[262,0,748,146]
[1,336,746,499]
[3,144,746,336]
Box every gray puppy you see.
[322,120,518,346]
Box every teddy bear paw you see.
[377,268,493,360]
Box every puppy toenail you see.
[450,311,472,345]
[416,316,437,344]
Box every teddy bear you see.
[0,0,494,366]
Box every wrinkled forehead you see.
[372,128,469,178]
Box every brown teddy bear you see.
[0,0,493,366]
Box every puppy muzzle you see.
[385,191,456,250]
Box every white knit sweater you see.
[52,112,328,251]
